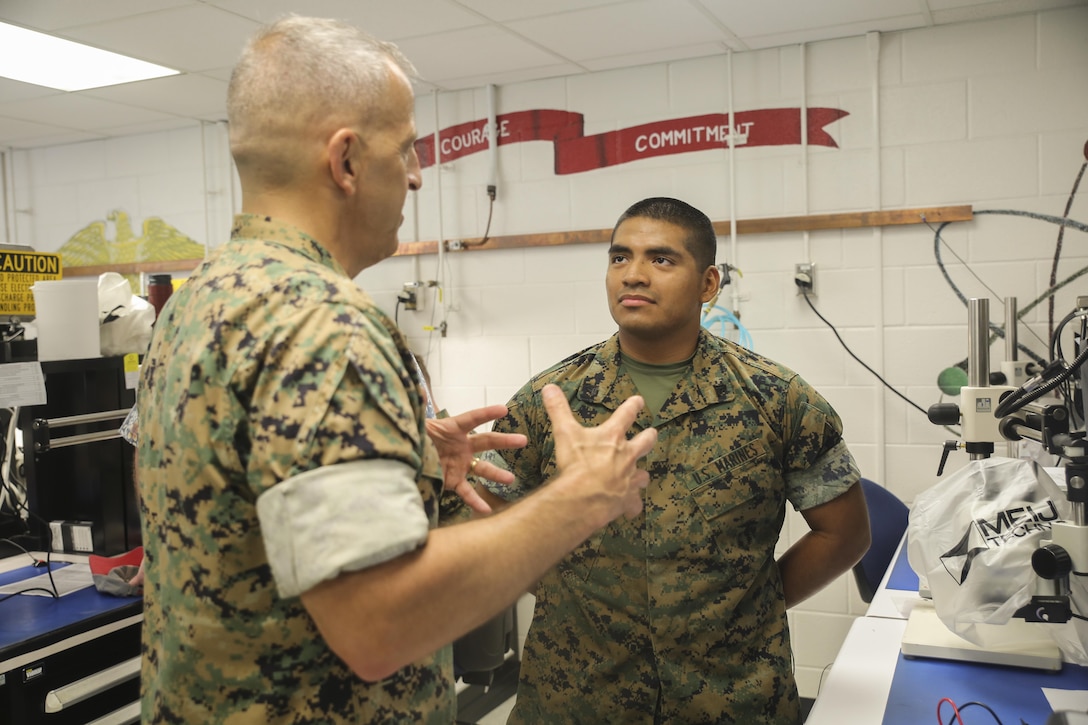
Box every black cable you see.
[480,193,494,245]
[800,287,929,416]
[974,208,1088,234]
[930,220,1049,367]
[1,536,41,566]
[1051,308,1086,362]
[2,514,59,600]
[994,343,1088,417]
[462,186,496,248]
[0,457,59,598]
[1047,309,1088,427]
[0,539,61,603]
[0,410,63,601]
[1047,161,1087,339]
[953,701,1000,722]
[929,198,1088,371]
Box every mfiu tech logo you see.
[939,500,1061,585]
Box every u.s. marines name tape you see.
[0,250,63,317]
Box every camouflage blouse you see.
[484,331,860,724]
[136,215,453,723]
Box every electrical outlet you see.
[794,263,815,296]
[401,282,420,311]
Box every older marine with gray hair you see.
[137,15,658,723]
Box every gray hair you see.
[227,15,416,177]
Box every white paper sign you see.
[0,362,47,407]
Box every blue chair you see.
[852,478,910,603]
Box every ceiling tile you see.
[743,14,928,50]
[0,114,102,146]
[426,62,586,92]
[59,5,261,72]
[581,42,732,72]
[0,0,193,32]
[206,0,485,39]
[0,94,178,130]
[930,0,1085,21]
[0,0,1080,149]
[94,117,203,139]
[199,66,235,83]
[506,0,726,63]
[82,73,229,121]
[925,0,1071,9]
[453,0,626,23]
[696,0,924,36]
[395,26,570,85]
[0,77,63,105]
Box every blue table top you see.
[0,562,141,658]
[883,650,1088,725]
[885,540,920,592]
[879,536,1088,723]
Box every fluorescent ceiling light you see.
[0,22,179,92]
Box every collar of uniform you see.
[229,214,348,277]
[577,330,736,417]
[576,333,635,411]
[667,329,738,414]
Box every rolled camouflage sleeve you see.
[782,375,860,511]
[247,303,432,590]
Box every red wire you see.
[937,697,965,725]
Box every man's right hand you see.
[302,383,657,681]
[541,383,657,524]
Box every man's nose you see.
[408,146,422,191]
[622,259,649,284]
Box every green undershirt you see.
[620,351,694,422]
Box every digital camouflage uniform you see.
[137,215,453,723]
[482,331,859,724]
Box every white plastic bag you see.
[98,273,155,356]
[907,458,1069,641]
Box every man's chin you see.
[615,319,662,338]
[611,307,653,325]
[385,233,401,255]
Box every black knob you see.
[928,403,960,426]
[1031,544,1072,580]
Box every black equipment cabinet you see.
[0,555,142,725]
[18,357,139,555]
[0,609,142,725]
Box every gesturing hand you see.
[424,405,527,514]
[541,384,657,523]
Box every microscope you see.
[923,295,1088,665]
[995,295,1088,629]
[927,297,1017,475]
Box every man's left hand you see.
[425,405,526,514]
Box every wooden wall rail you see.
[63,205,973,276]
[62,259,199,278]
[395,204,973,256]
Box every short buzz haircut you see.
[226,15,416,179]
[611,197,717,271]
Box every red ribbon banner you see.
[415,107,848,175]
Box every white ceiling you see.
[0,0,1083,149]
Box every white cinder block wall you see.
[8,8,1088,701]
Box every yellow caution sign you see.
[0,250,63,317]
